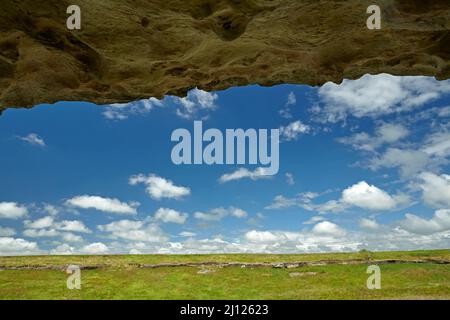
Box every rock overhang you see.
[0,0,449,112]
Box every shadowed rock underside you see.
[0,0,449,112]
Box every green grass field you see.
[0,250,449,300]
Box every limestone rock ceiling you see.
[0,0,449,112]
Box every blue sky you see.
[1,74,450,255]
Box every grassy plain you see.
[0,250,449,300]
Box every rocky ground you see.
[0,251,449,299]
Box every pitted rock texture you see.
[0,0,449,112]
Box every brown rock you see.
[1,0,449,112]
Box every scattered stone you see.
[0,258,448,271]
[197,269,215,274]
[289,272,318,278]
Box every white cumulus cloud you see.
[103,97,164,120]
[129,174,191,200]
[359,218,380,231]
[22,216,90,239]
[154,208,188,224]
[399,210,450,235]
[98,220,168,243]
[317,74,450,122]
[81,242,109,254]
[0,237,40,256]
[312,221,346,237]
[24,216,54,229]
[50,244,75,255]
[98,220,144,232]
[419,172,450,208]
[62,233,84,243]
[267,181,407,213]
[17,133,46,147]
[219,167,273,183]
[194,207,248,221]
[279,92,297,118]
[0,202,28,219]
[174,88,219,120]
[179,231,196,237]
[66,195,138,215]
[0,227,16,237]
[23,228,59,238]
[338,123,409,152]
[279,120,310,141]
[341,181,397,210]
[56,220,91,233]
[245,230,280,243]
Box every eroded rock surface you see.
[0,0,449,112]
